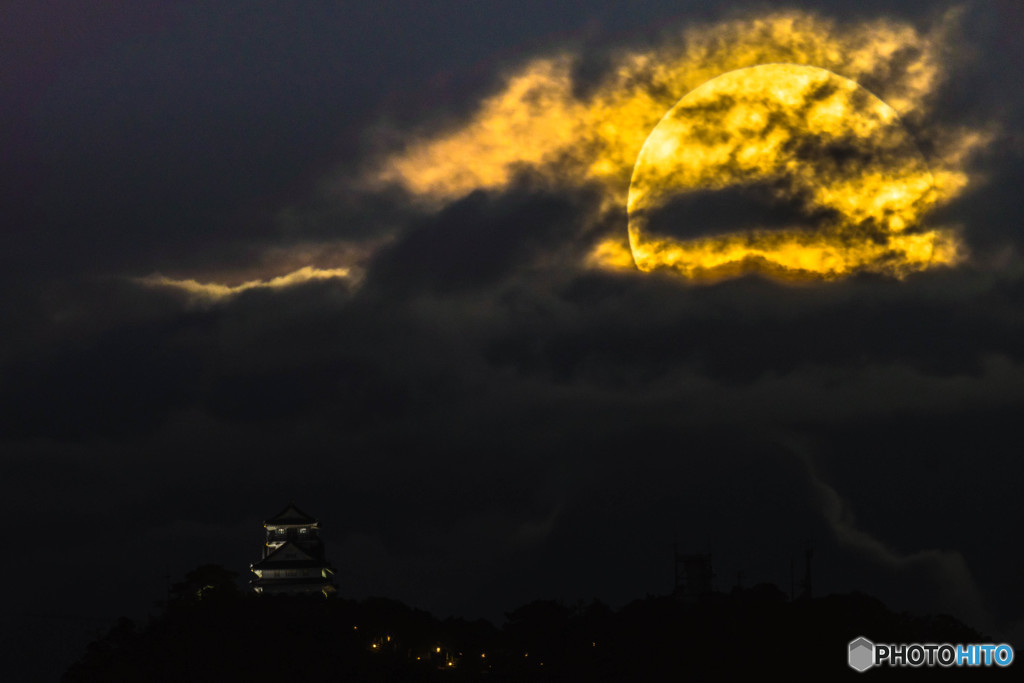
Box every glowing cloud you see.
[137,266,352,302]
[374,10,989,282]
[626,64,963,280]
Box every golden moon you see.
[627,63,959,281]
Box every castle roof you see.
[252,541,332,570]
[265,501,318,526]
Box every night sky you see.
[4,1,1024,678]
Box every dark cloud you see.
[365,182,596,295]
[640,180,839,240]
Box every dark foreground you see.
[64,567,1001,681]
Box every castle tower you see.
[250,502,336,597]
[673,545,714,602]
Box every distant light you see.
[386,636,391,642]
[436,647,441,653]
[481,653,486,658]
[372,644,377,649]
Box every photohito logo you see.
[848,637,1014,671]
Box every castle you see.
[250,502,336,597]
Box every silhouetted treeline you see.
[63,566,991,681]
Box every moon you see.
[627,64,957,281]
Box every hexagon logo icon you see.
[849,637,875,672]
